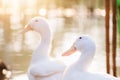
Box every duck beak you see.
[62,45,77,56]
[22,24,33,33]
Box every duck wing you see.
[29,60,65,77]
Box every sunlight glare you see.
[64,8,75,17]
[2,0,9,5]
[39,8,47,16]
[95,9,105,17]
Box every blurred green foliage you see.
[117,0,120,44]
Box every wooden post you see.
[112,0,117,77]
[105,0,110,74]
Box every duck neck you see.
[31,30,52,63]
[74,49,95,71]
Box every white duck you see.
[23,17,66,80]
[62,35,119,80]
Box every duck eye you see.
[79,37,82,39]
[35,19,39,22]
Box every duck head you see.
[62,35,96,56]
[23,17,50,34]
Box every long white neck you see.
[31,28,52,63]
[74,48,95,71]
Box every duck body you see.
[62,35,119,80]
[28,60,65,80]
[63,67,119,80]
[23,17,65,80]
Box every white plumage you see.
[23,17,66,80]
[62,35,119,80]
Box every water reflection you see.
[13,74,28,80]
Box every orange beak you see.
[22,24,33,33]
[62,45,77,56]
